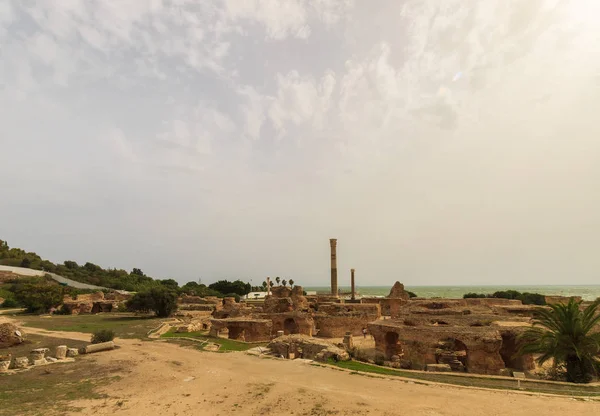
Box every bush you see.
[407,291,417,298]
[374,353,385,366]
[1,298,18,308]
[127,286,178,317]
[463,293,487,299]
[91,329,115,344]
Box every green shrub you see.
[127,286,178,317]
[463,293,487,299]
[91,329,115,344]
[1,298,18,308]
[374,353,385,366]
[407,291,417,298]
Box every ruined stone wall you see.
[210,318,273,342]
[368,321,507,375]
[314,304,381,337]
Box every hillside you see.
[0,239,162,292]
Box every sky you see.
[1,0,600,288]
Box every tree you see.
[261,281,267,289]
[127,286,178,317]
[131,268,145,276]
[20,258,31,268]
[518,299,600,383]
[15,283,63,313]
[281,279,287,287]
[275,277,281,286]
[64,260,79,270]
[208,280,251,296]
[159,279,179,289]
[289,279,294,288]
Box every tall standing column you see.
[330,238,338,296]
[351,268,356,300]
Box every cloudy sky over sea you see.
[1,1,599,286]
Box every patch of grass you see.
[325,360,600,397]
[161,328,266,352]
[17,313,165,340]
[0,356,125,416]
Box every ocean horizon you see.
[302,285,600,301]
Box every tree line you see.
[463,290,546,305]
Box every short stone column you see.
[343,331,354,350]
[14,357,29,369]
[55,345,67,360]
[30,348,49,365]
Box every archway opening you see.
[500,332,522,370]
[384,331,402,358]
[436,338,468,372]
[228,326,245,341]
[283,318,299,334]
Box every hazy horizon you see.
[1,1,600,287]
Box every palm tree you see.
[275,276,281,286]
[289,279,295,288]
[281,279,287,287]
[518,298,600,383]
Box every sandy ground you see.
[5,317,600,416]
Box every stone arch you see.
[384,331,402,358]
[436,337,468,371]
[283,318,299,335]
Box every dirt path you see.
[4,315,599,416]
[66,341,599,416]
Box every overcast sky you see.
[1,1,600,287]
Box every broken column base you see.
[67,348,79,357]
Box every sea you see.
[302,285,600,301]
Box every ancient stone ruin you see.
[61,291,129,314]
[367,295,537,375]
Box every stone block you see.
[426,364,452,372]
[32,359,47,366]
[46,357,58,363]
[55,345,67,360]
[0,360,10,373]
[30,348,48,362]
[66,348,79,357]
[14,357,29,369]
